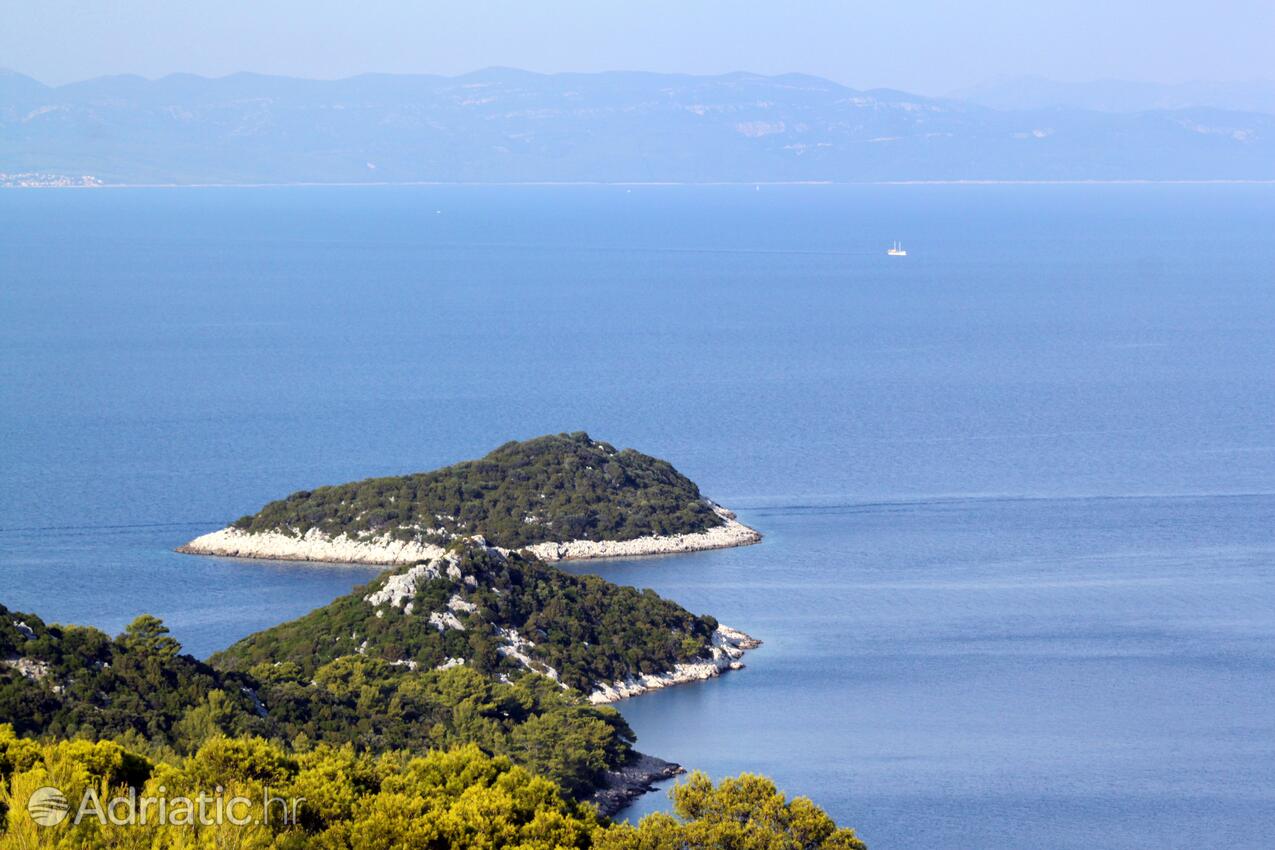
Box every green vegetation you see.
[0,431,866,848]
[1,729,602,849]
[599,771,867,850]
[213,541,719,693]
[0,605,633,797]
[4,529,726,801]
[0,725,865,849]
[0,606,262,747]
[247,658,631,799]
[230,432,723,548]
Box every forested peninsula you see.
[212,539,760,703]
[0,606,864,848]
[178,433,761,565]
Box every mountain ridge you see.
[5,67,1272,183]
[950,74,1275,115]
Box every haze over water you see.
[2,184,1273,849]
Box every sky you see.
[3,0,1273,93]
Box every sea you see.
[2,184,1273,849]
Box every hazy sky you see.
[4,0,1273,92]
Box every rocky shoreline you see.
[522,505,761,561]
[579,625,760,815]
[588,752,684,817]
[176,526,448,565]
[588,625,761,704]
[176,504,761,566]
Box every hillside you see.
[0,602,640,799]
[0,604,260,745]
[179,432,761,564]
[4,67,1274,183]
[3,528,760,800]
[212,539,758,701]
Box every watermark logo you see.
[25,785,302,828]
[27,787,71,827]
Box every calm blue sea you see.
[2,185,1273,849]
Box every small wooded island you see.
[178,432,761,564]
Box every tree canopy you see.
[1,726,866,850]
[212,541,720,693]
[0,604,633,797]
[230,432,723,547]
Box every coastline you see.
[176,526,449,566]
[589,752,684,817]
[521,505,761,561]
[179,499,764,812]
[176,504,762,566]
[587,625,762,704]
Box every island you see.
[178,432,760,565]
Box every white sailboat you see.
[887,241,907,257]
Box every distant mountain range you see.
[950,75,1275,116]
[2,67,1273,184]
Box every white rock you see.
[364,557,452,608]
[177,526,448,566]
[520,504,762,562]
[428,611,465,632]
[177,502,760,566]
[447,594,478,614]
[496,627,560,682]
[2,656,51,682]
[587,625,760,704]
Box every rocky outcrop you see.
[2,656,54,683]
[177,504,760,566]
[587,624,761,704]
[364,555,462,605]
[589,752,684,816]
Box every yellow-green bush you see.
[1,726,864,850]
